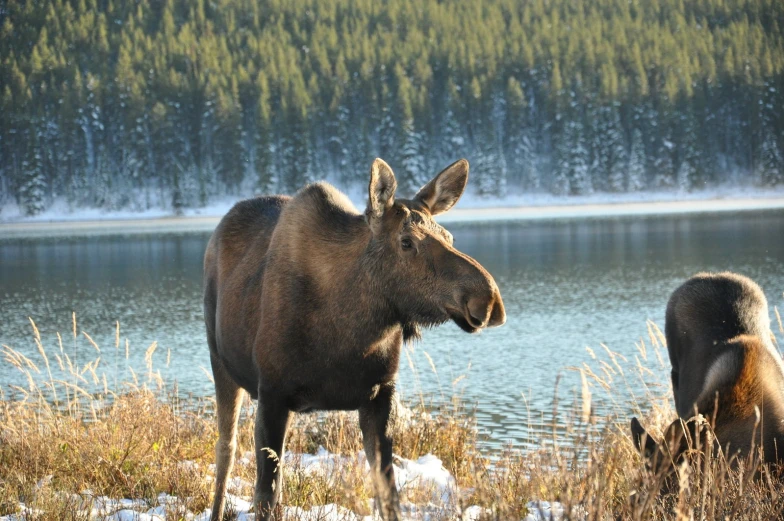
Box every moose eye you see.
[401,238,413,250]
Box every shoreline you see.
[436,195,784,223]
[2,195,784,238]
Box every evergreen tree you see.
[757,79,784,186]
[758,132,783,185]
[628,129,647,192]
[571,131,593,195]
[504,77,537,191]
[509,132,537,191]
[19,155,47,216]
[378,88,399,162]
[556,117,593,195]
[440,105,465,169]
[280,114,314,194]
[0,136,6,204]
[552,131,571,196]
[651,141,676,189]
[592,105,627,192]
[399,119,426,194]
[677,160,696,192]
[475,132,507,197]
[327,104,351,188]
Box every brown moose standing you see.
[203,158,505,520]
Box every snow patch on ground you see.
[0,449,576,521]
[395,453,456,504]
[0,493,186,521]
[282,446,455,503]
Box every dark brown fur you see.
[631,272,784,485]
[203,159,505,520]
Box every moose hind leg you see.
[359,384,400,521]
[254,390,291,521]
[209,352,245,521]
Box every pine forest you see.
[1,0,783,215]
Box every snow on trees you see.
[627,129,647,192]
[399,119,427,195]
[2,0,782,214]
[592,105,628,193]
[758,132,783,186]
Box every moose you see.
[203,158,505,520]
[630,272,784,484]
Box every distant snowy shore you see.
[2,187,784,238]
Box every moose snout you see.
[489,291,506,326]
[465,288,506,329]
[444,247,506,332]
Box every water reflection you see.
[1,211,783,449]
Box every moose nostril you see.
[465,297,490,328]
[468,311,484,327]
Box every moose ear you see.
[415,159,469,215]
[367,158,397,224]
[631,417,659,458]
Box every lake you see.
[2,209,783,450]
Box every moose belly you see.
[286,382,385,413]
[280,351,400,413]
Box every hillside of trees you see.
[1,0,783,215]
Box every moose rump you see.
[630,272,784,488]
[203,158,505,520]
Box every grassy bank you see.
[1,318,783,520]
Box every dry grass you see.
[1,316,784,520]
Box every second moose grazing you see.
[203,159,506,520]
[631,272,784,481]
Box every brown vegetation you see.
[1,316,784,520]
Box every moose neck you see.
[303,219,407,339]
[319,233,415,353]
[274,183,422,351]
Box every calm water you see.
[2,210,784,449]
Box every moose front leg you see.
[359,384,400,521]
[254,391,291,521]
